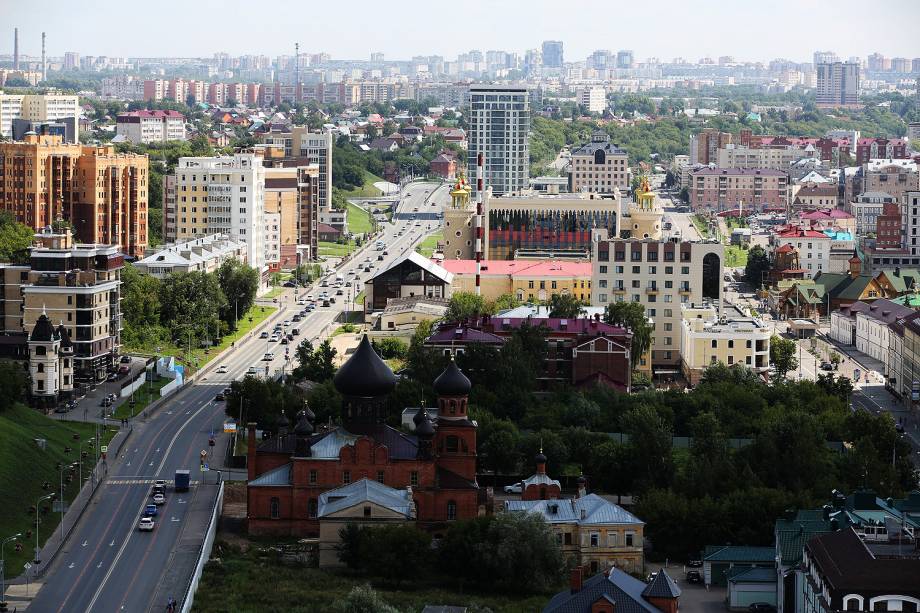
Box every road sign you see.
[200,450,208,459]
[100,446,108,453]
[223,421,237,434]
[24,562,31,570]
[854,368,861,382]
[201,463,209,472]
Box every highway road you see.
[24,181,449,612]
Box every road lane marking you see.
[109,540,114,547]
[82,540,87,547]
[84,400,214,613]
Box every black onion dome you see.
[413,408,427,426]
[294,410,314,435]
[30,314,56,342]
[433,359,471,397]
[302,403,316,422]
[416,409,435,438]
[535,450,548,465]
[56,324,73,348]
[333,335,397,397]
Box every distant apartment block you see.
[0,92,80,142]
[116,110,186,144]
[689,129,732,165]
[854,137,908,165]
[815,61,860,108]
[467,84,530,196]
[863,159,919,205]
[569,131,629,194]
[0,133,149,256]
[716,144,809,170]
[689,168,788,211]
[100,75,145,100]
[576,86,606,113]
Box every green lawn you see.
[125,305,276,375]
[691,214,711,238]
[415,231,443,258]
[111,376,170,420]
[346,202,374,235]
[262,286,284,299]
[0,404,120,572]
[192,540,554,613]
[341,170,385,198]
[319,241,357,258]
[725,245,749,268]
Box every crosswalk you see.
[107,478,200,486]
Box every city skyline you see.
[3,0,919,64]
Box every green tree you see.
[476,413,521,474]
[769,336,799,380]
[547,293,585,318]
[0,361,28,411]
[371,338,408,360]
[744,245,771,286]
[0,211,35,264]
[336,523,366,571]
[623,405,674,490]
[217,259,259,328]
[603,301,653,368]
[294,339,338,382]
[445,291,489,321]
[332,585,401,613]
[158,271,227,345]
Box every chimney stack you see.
[41,31,46,81]
[569,567,583,593]
[13,28,19,71]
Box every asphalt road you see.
[25,181,448,612]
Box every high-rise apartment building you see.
[616,50,634,69]
[172,154,266,274]
[569,131,629,193]
[115,110,186,144]
[576,86,607,114]
[689,129,732,165]
[0,134,149,256]
[689,168,788,211]
[263,163,319,267]
[0,92,81,142]
[816,62,860,108]
[541,41,564,68]
[467,84,530,196]
[258,127,332,213]
[63,52,80,71]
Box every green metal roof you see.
[704,545,775,563]
[774,515,832,566]
[728,567,777,584]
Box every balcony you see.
[645,284,659,294]
[678,283,691,294]
[612,285,626,293]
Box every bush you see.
[372,338,408,360]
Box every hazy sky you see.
[4,0,920,63]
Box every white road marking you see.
[84,399,214,612]
[109,540,114,547]
[171,517,180,523]
[82,540,88,547]
[68,562,75,569]
[97,561,103,568]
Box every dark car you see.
[749,604,776,613]
[819,361,833,371]
[118,365,130,375]
[107,372,119,382]
[259,331,269,339]
[120,355,132,364]
[336,289,344,295]
[214,392,225,401]
[377,254,384,261]
[292,328,300,336]
[280,338,289,345]
[283,281,296,288]
[686,570,702,584]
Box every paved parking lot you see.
[647,562,727,613]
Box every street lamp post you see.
[1,532,21,611]
[59,462,77,540]
[34,493,55,564]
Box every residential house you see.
[429,153,457,179]
[829,301,872,346]
[774,256,888,318]
[679,303,772,384]
[368,296,449,342]
[792,185,839,210]
[363,252,453,314]
[368,137,400,153]
[543,567,680,613]
[854,299,915,374]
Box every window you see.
[599,265,607,274]
[309,469,317,484]
[410,471,419,487]
[447,500,457,520]
[377,470,385,484]
[625,532,634,547]
[632,265,640,274]
[363,506,372,518]
[308,498,318,518]
[607,531,617,547]
[446,436,459,453]
[270,497,280,519]
[711,340,717,348]
[343,470,351,485]
[564,532,572,545]
[590,533,599,547]
[37,364,44,373]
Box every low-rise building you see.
[115,110,185,144]
[133,234,247,278]
[854,299,915,373]
[368,296,449,342]
[438,259,593,303]
[679,303,771,383]
[363,251,453,314]
[543,568,681,613]
[863,159,919,206]
[569,131,628,194]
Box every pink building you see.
[689,168,788,211]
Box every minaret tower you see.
[442,172,476,260]
[628,176,663,239]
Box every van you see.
[335,273,345,283]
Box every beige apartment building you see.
[569,131,629,194]
[716,144,809,170]
[0,133,149,256]
[0,227,123,384]
[263,161,319,266]
[863,159,919,205]
[0,92,80,141]
[258,127,333,212]
[679,304,771,384]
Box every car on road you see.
[686,570,702,584]
[292,328,300,336]
[336,289,344,295]
[268,334,279,342]
[138,516,155,532]
[120,355,132,364]
[282,320,291,327]
[118,365,130,375]
[503,482,523,494]
[378,254,385,261]
[820,361,833,371]
[263,352,274,361]
[749,604,776,613]
[292,315,301,322]
[247,366,260,375]
[214,392,226,401]
[154,479,166,489]
[280,337,289,345]
[99,397,113,407]
[283,281,296,288]
[215,365,228,374]
[145,504,158,517]
[259,331,269,339]
[322,299,330,307]
[383,250,388,255]
[364,266,371,273]
[152,492,166,505]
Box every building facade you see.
[258,127,333,212]
[689,129,732,165]
[815,61,860,108]
[569,131,628,194]
[115,110,185,144]
[0,92,80,142]
[679,304,771,383]
[438,259,593,303]
[133,234,247,278]
[689,168,788,211]
[467,84,530,196]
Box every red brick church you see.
[247,335,486,536]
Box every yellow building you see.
[679,303,771,384]
[438,259,593,303]
[626,176,663,240]
[442,174,477,260]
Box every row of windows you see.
[266,496,456,520]
[600,264,692,275]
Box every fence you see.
[180,480,224,613]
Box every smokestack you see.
[13,28,19,71]
[474,152,484,295]
[41,31,46,81]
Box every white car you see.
[282,320,291,327]
[263,352,274,361]
[503,482,524,494]
[306,294,314,301]
[152,492,166,505]
[268,335,279,342]
[138,516,155,532]
[297,299,307,306]
[215,365,228,374]
[247,366,260,375]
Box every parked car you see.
[819,361,833,371]
[107,372,119,382]
[118,365,130,375]
[138,516,155,532]
[503,482,523,494]
[214,392,226,401]
[280,338,289,345]
[54,405,70,413]
[259,331,269,339]
[269,335,279,342]
[120,355,132,364]
[686,570,702,584]
[336,289,344,295]
[377,254,385,261]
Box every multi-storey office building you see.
[0,92,80,142]
[171,153,266,275]
[0,133,149,257]
[466,84,530,196]
[569,131,629,194]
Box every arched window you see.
[594,149,606,165]
[308,498,318,519]
[270,497,280,519]
[37,364,44,373]
[449,400,456,415]
[447,500,457,520]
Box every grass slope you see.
[0,404,119,572]
[415,231,443,258]
[341,170,385,198]
[346,202,373,235]
[193,541,552,613]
